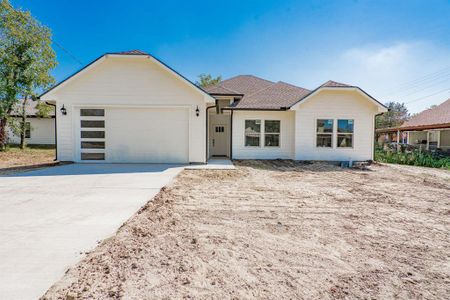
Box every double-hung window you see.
[337,119,354,147]
[245,120,261,146]
[24,122,31,138]
[264,120,280,147]
[316,119,333,147]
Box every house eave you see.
[39,52,216,103]
[290,86,388,112]
[222,107,289,111]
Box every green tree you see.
[35,100,53,118]
[0,0,56,150]
[376,101,410,129]
[196,73,222,88]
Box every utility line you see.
[1,1,84,66]
[381,66,450,97]
[404,88,450,104]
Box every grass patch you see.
[5,144,55,151]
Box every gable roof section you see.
[204,75,274,96]
[320,80,353,88]
[290,80,388,112]
[39,50,215,103]
[208,76,386,111]
[400,98,450,129]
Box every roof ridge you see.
[216,84,242,94]
[321,80,353,87]
[277,81,311,91]
[111,50,149,55]
[220,74,275,85]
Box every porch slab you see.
[185,158,235,170]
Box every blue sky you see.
[11,0,450,113]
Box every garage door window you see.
[81,131,105,139]
[81,153,105,160]
[81,141,105,149]
[80,108,105,160]
[80,109,104,117]
[81,120,105,128]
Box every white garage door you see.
[79,107,189,163]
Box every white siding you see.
[42,56,208,163]
[7,118,55,145]
[232,111,295,159]
[293,89,379,161]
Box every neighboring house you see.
[376,98,450,152]
[39,50,387,163]
[7,100,56,146]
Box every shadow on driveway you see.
[3,163,186,177]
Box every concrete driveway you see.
[0,163,184,300]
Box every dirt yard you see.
[0,145,56,174]
[43,161,450,299]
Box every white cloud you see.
[337,42,450,113]
[300,41,450,113]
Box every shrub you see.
[375,148,450,170]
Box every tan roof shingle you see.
[401,98,450,128]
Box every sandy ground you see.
[0,146,56,174]
[43,161,450,299]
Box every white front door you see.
[211,124,227,156]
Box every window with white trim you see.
[245,120,261,146]
[264,120,280,147]
[337,119,354,148]
[316,119,333,147]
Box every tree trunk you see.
[20,96,28,149]
[0,118,7,151]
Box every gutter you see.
[45,102,58,161]
[222,107,289,111]
[230,109,233,159]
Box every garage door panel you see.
[105,108,189,163]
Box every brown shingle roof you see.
[235,81,311,109]
[320,80,353,88]
[206,76,384,110]
[204,75,274,96]
[205,75,311,109]
[112,50,148,55]
[205,84,242,95]
[400,98,450,129]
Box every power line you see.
[404,87,450,104]
[1,1,84,66]
[398,76,450,98]
[53,40,84,66]
[381,65,450,97]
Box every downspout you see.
[46,102,57,161]
[205,105,216,163]
[230,109,233,159]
